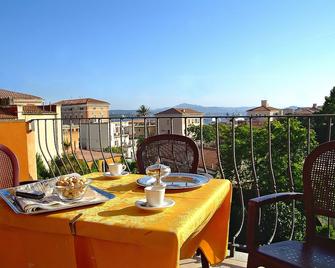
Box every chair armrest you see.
[247,192,303,253]
[249,192,303,207]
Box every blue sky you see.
[0,0,334,109]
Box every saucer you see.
[103,171,130,178]
[135,198,175,211]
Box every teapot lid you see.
[146,158,170,172]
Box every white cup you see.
[108,163,126,176]
[145,185,165,207]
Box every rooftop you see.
[54,98,110,106]
[247,100,280,112]
[155,108,203,116]
[294,104,321,115]
[22,105,57,115]
[247,106,280,112]
[0,88,43,101]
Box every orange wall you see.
[0,120,37,181]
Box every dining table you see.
[0,173,232,268]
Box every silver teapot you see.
[145,158,171,186]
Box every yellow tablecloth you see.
[0,173,232,268]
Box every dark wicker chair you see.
[136,134,199,174]
[137,134,212,267]
[247,141,335,268]
[0,144,19,189]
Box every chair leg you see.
[247,257,258,268]
[200,250,210,268]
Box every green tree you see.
[315,86,335,143]
[136,105,150,117]
[188,119,318,244]
[136,135,145,146]
[104,146,123,154]
[187,124,216,144]
[36,153,52,179]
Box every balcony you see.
[0,113,334,266]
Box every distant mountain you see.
[171,103,253,116]
[110,103,254,117]
[109,109,137,117]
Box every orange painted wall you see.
[0,120,37,181]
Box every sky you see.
[0,0,334,109]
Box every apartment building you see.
[155,108,204,136]
[55,98,110,123]
[247,100,282,125]
[126,118,156,139]
[0,88,62,171]
[79,121,133,159]
[290,103,321,115]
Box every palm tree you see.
[136,105,150,117]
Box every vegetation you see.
[136,105,150,117]
[314,86,335,143]
[188,118,318,244]
[36,153,95,179]
[36,153,52,179]
[136,135,145,146]
[187,124,216,144]
[104,146,123,154]
[63,139,71,151]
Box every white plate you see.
[103,171,130,178]
[135,198,175,211]
[136,173,210,190]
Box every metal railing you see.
[28,114,335,255]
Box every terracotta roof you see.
[247,106,280,112]
[54,98,110,106]
[0,88,42,100]
[294,107,321,115]
[0,107,17,119]
[155,108,203,116]
[22,105,57,114]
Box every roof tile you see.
[54,98,110,106]
[155,108,203,115]
[0,88,42,100]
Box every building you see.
[0,88,62,175]
[62,124,80,152]
[79,121,133,159]
[294,103,321,115]
[54,98,110,123]
[247,100,281,123]
[126,118,156,139]
[0,88,43,106]
[110,121,133,158]
[155,108,204,136]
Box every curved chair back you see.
[303,141,335,240]
[0,144,19,188]
[136,134,199,174]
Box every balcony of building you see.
[0,113,334,267]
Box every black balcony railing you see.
[26,114,335,255]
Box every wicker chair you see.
[0,144,19,189]
[136,134,199,174]
[247,141,335,268]
[137,134,212,267]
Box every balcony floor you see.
[181,251,248,268]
